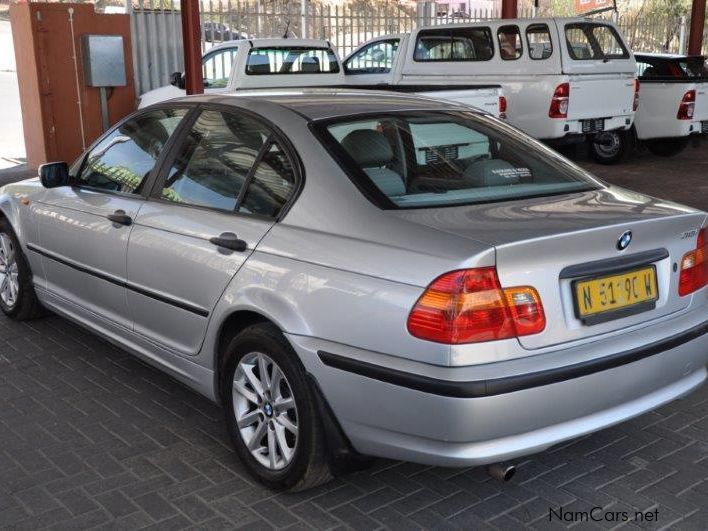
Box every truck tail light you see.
[677,90,696,120]
[407,267,545,344]
[499,96,508,119]
[633,79,640,111]
[549,83,569,119]
[678,228,707,296]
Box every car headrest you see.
[247,54,271,74]
[340,129,394,168]
[301,56,321,73]
[464,159,520,187]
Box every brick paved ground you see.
[0,144,707,530]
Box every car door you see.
[127,106,299,356]
[33,107,189,328]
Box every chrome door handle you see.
[107,210,132,226]
[209,232,248,252]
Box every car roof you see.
[171,88,471,121]
[207,38,335,52]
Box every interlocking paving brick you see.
[1,147,707,530]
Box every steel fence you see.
[124,1,707,95]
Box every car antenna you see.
[283,20,290,39]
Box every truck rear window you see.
[565,23,629,61]
[246,47,340,75]
[316,111,598,210]
[414,27,494,62]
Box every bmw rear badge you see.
[617,230,632,251]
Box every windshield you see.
[246,47,340,75]
[317,111,600,209]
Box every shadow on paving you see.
[0,145,706,530]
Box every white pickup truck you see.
[138,38,504,117]
[345,18,639,164]
[630,53,708,156]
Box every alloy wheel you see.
[0,233,19,308]
[232,352,299,470]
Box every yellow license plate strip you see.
[574,266,658,320]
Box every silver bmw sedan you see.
[0,90,705,491]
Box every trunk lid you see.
[391,187,706,350]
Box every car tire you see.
[223,323,332,491]
[0,218,43,320]
[646,138,689,157]
[588,130,633,165]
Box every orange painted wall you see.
[10,3,136,168]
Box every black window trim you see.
[343,39,400,74]
[413,26,495,63]
[564,22,630,61]
[245,45,341,75]
[146,102,305,222]
[525,22,554,61]
[497,24,524,61]
[70,103,198,200]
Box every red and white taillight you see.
[677,90,696,120]
[406,267,546,344]
[499,96,508,120]
[633,79,640,111]
[549,83,570,119]
[678,228,707,296]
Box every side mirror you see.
[39,162,70,188]
[170,71,186,89]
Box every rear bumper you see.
[542,115,633,141]
[290,308,707,467]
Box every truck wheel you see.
[223,323,332,491]
[589,130,632,165]
[646,138,689,157]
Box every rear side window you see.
[246,47,340,75]
[159,109,296,217]
[345,40,400,74]
[565,23,629,60]
[498,25,523,60]
[77,108,187,194]
[526,24,553,60]
[414,27,494,62]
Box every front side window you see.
[246,47,340,75]
[320,112,598,209]
[414,27,494,62]
[498,25,523,60]
[526,23,553,60]
[160,109,296,217]
[565,23,629,60]
[77,108,187,194]
[203,46,238,88]
[345,40,399,74]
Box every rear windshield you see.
[246,47,340,75]
[637,56,708,80]
[316,112,599,209]
[414,27,494,62]
[565,23,629,60]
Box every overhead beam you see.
[687,0,706,55]
[501,0,518,19]
[180,0,203,95]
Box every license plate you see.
[573,266,658,323]
[582,119,605,134]
[702,121,708,134]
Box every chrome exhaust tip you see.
[485,463,516,482]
